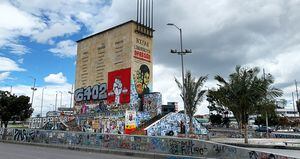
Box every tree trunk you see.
[2,121,8,140]
[0,121,2,128]
[189,115,193,134]
[244,123,248,144]
[4,121,8,128]
[239,122,242,133]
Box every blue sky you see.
[1,0,300,116]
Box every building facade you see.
[74,21,161,134]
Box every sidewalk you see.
[211,138,300,148]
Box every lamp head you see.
[170,49,177,53]
[167,23,174,26]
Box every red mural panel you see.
[107,68,131,104]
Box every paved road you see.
[0,142,145,159]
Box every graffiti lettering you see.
[13,129,35,142]
[75,83,107,102]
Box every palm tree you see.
[175,71,208,134]
[209,65,282,143]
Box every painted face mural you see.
[134,64,150,96]
[107,68,131,105]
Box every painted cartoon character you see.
[113,77,123,105]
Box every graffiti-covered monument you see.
[74,19,161,134]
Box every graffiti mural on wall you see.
[1,128,292,159]
[30,115,75,130]
[74,83,107,103]
[143,92,162,117]
[130,78,140,111]
[107,68,131,105]
[13,129,35,142]
[145,112,208,136]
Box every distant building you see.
[276,108,299,117]
[161,102,178,115]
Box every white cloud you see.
[0,72,10,81]
[44,72,67,84]
[0,56,25,71]
[4,43,29,55]
[0,1,45,50]
[1,0,108,46]
[18,58,24,64]
[48,40,77,58]
[33,22,80,43]
[0,2,40,30]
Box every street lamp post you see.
[167,23,192,138]
[55,92,58,111]
[5,85,12,94]
[40,87,46,117]
[68,84,74,108]
[30,77,37,106]
[59,91,63,108]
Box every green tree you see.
[175,71,207,134]
[207,95,230,127]
[0,91,33,128]
[210,114,222,126]
[209,66,282,143]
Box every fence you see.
[0,128,295,159]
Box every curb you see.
[224,142,300,150]
[0,140,205,159]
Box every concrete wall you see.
[0,128,294,159]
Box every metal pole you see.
[60,91,63,107]
[10,86,12,94]
[179,28,188,138]
[266,112,269,138]
[292,92,296,117]
[55,92,58,111]
[69,84,74,108]
[167,23,192,138]
[295,80,299,100]
[40,87,45,116]
[31,78,37,105]
[263,69,269,138]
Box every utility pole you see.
[263,69,269,138]
[68,84,74,108]
[292,92,296,117]
[55,92,58,111]
[30,78,37,106]
[295,80,299,100]
[40,87,46,117]
[59,91,63,107]
[167,23,192,138]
